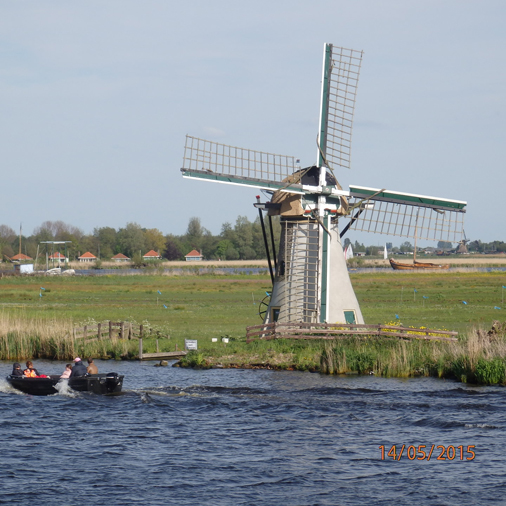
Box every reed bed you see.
[0,312,139,361]
[319,324,506,384]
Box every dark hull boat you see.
[6,373,124,396]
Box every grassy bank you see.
[1,270,506,382]
[178,324,506,385]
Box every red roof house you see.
[11,253,33,261]
[49,252,67,262]
[78,252,97,262]
[185,249,203,261]
[143,250,161,260]
[111,253,130,261]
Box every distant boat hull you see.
[389,258,450,270]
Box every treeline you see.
[467,240,506,254]
[1,220,504,263]
[0,217,280,262]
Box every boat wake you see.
[0,379,24,395]
[54,379,79,398]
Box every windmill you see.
[455,231,470,254]
[180,43,467,325]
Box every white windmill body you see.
[181,43,467,326]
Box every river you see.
[0,360,503,505]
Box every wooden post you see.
[109,320,113,339]
[84,325,88,340]
[156,339,159,353]
[120,322,124,339]
[97,322,102,340]
[128,322,132,340]
[140,324,143,338]
[139,338,143,360]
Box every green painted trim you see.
[320,214,329,323]
[318,44,333,167]
[181,169,305,194]
[344,310,357,324]
[349,186,467,211]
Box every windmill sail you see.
[180,42,467,328]
[318,46,363,171]
[181,136,305,193]
[346,185,466,243]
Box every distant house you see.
[111,253,130,262]
[11,253,33,261]
[143,250,161,260]
[185,249,203,262]
[78,252,97,262]
[49,252,67,262]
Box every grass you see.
[1,270,506,382]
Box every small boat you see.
[389,258,449,270]
[6,373,124,396]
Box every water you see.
[76,267,268,276]
[1,360,504,505]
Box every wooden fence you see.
[246,322,458,343]
[72,320,188,361]
[73,321,167,341]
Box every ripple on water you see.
[0,363,504,505]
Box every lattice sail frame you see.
[345,198,465,243]
[319,46,363,171]
[183,135,298,183]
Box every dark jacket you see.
[11,363,24,377]
[70,361,88,378]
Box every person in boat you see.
[23,361,40,378]
[11,363,24,377]
[60,364,72,379]
[86,358,98,375]
[69,357,88,378]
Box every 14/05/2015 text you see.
[379,445,476,461]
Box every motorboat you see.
[6,373,124,396]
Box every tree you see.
[400,241,413,253]
[164,234,183,260]
[437,241,453,250]
[220,222,235,242]
[0,224,16,258]
[93,226,117,259]
[145,228,166,256]
[233,216,253,259]
[117,223,147,258]
[215,239,234,260]
[32,221,85,260]
[353,241,365,253]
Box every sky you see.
[1,0,504,245]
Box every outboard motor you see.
[105,372,121,393]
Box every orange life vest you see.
[24,369,37,378]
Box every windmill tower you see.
[181,43,467,325]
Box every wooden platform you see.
[139,351,188,361]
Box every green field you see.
[1,270,505,335]
[1,271,506,384]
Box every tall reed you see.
[0,312,138,361]
[319,325,506,384]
